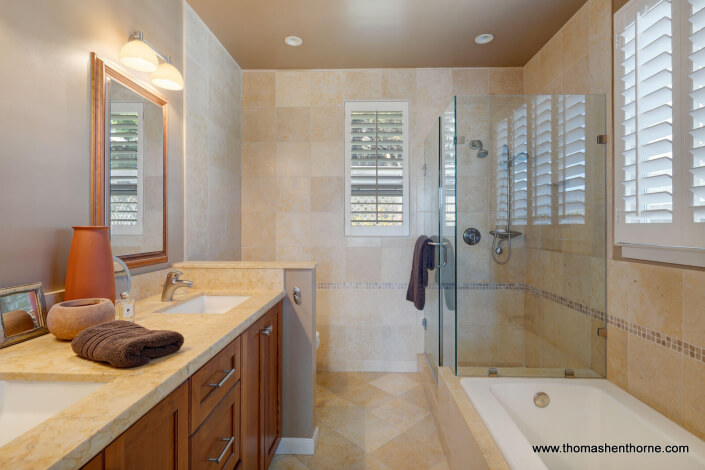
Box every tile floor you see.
[270,372,449,470]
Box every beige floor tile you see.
[337,414,404,452]
[430,460,451,470]
[370,373,420,396]
[371,433,446,470]
[270,454,309,470]
[296,431,366,469]
[317,372,366,394]
[398,385,429,410]
[316,384,337,407]
[402,415,444,453]
[342,383,395,409]
[297,373,448,469]
[317,397,366,430]
[348,372,389,383]
[370,397,430,432]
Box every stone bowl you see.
[47,298,115,340]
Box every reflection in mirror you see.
[0,283,48,347]
[91,53,168,268]
[108,81,164,256]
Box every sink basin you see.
[159,295,251,314]
[0,380,105,446]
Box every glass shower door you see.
[439,99,457,375]
[423,117,441,380]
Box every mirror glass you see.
[108,80,165,257]
[0,285,46,342]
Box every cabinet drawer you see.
[190,337,241,433]
[190,382,241,470]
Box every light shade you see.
[151,62,184,91]
[119,39,159,72]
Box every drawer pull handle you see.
[261,325,273,336]
[208,369,235,388]
[208,436,235,463]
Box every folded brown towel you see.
[71,320,184,368]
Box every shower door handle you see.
[429,241,448,268]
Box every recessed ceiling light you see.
[284,36,303,47]
[475,33,494,45]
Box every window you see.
[110,102,144,235]
[557,95,587,224]
[615,0,705,265]
[344,101,409,236]
[441,107,456,229]
[530,95,553,225]
[493,105,528,227]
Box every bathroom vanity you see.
[80,302,281,470]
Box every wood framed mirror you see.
[91,53,168,268]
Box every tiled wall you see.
[524,0,705,440]
[184,4,242,260]
[241,67,522,371]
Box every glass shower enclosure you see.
[423,94,607,379]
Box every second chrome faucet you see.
[161,270,193,302]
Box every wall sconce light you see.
[119,32,184,91]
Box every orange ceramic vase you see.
[64,226,116,303]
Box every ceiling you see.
[187,0,589,69]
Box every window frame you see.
[344,100,410,237]
[614,0,705,266]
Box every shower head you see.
[469,140,488,158]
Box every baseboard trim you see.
[275,426,319,455]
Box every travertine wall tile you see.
[243,67,522,372]
[185,5,242,261]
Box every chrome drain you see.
[534,392,550,408]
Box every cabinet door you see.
[260,305,282,469]
[190,381,241,470]
[241,314,263,470]
[105,381,189,470]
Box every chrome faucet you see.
[161,270,193,302]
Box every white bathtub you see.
[461,378,705,470]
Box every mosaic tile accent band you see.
[316,281,705,365]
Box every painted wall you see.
[525,0,705,440]
[240,67,522,371]
[184,4,242,261]
[0,0,185,291]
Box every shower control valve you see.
[463,228,481,246]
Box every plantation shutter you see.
[511,105,529,225]
[109,102,144,235]
[494,117,510,226]
[442,107,457,229]
[557,95,587,224]
[345,101,409,236]
[530,95,553,225]
[688,0,705,224]
[615,0,678,246]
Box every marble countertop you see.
[0,288,285,470]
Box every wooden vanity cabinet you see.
[242,303,282,470]
[79,301,282,470]
[104,381,189,470]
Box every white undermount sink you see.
[0,380,105,447]
[159,295,251,314]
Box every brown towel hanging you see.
[71,320,184,368]
[406,236,435,310]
